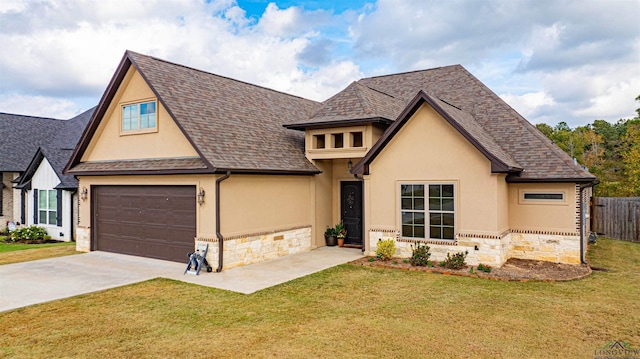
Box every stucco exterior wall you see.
[508,182,578,233]
[365,104,503,237]
[81,67,198,162]
[311,160,333,247]
[76,173,314,254]
[217,174,312,239]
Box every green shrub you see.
[410,241,431,266]
[442,251,468,269]
[477,263,492,273]
[376,239,396,260]
[9,225,49,241]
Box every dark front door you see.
[341,181,363,246]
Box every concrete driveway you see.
[0,247,363,312]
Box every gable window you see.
[333,133,344,148]
[401,183,455,240]
[38,190,57,226]
[351,132,363,147]
[122,101,157,132]
[313,134,325,149]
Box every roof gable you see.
[67,51,322,175]
[351,91,522,175]
[17,107,95,189]
[357,65,595,182]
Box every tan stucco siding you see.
[312,160,333,247]
[508,182,578,233]
[81,67,198,162]
[219,175,312,238]
[366,104,504,235]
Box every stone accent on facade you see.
[509,231,580,264]
[196,226,312,270]
[1,172,16,223]
[75,226,91,252]
[368,228,581,266]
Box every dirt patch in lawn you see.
[349,257,592,281]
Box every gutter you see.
[215,171,231,272]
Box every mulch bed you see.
[10,239,62,244]
[349,257,592,282]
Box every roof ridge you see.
[127,50,320,104]
[362,64,463,81]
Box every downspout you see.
[216,171,231,272]
[579,182,594,265]
[70,190,76,241]
[354,174,365,253]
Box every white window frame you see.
[38,189,57,226]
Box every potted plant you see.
[324,226,337,246]
[335,222,347,247]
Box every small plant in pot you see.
[335,222,347,247]
[324,226,337,247]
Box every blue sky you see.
[0,0,638,127]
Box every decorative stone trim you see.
[369,228,397,233]
[458,231,508,240]
[510,229,579,237]
[195,225,312,242]
[396,237,458,246]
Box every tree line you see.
[535,95,640,197]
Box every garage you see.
[93,185,196,262]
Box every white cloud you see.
[0,93,81,119]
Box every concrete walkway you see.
[0,246,363,312]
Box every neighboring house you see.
[0,113,64,227]
[15,108,95,241]
[65,51,596,269]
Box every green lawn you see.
[1,238,638,358]
[0,241,78,265]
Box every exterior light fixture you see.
[197,187,206,205]
[347,159,353,171]
[80,187,88,201]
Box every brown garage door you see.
[93,186,196,262]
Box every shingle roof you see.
[0,113,64,172]
[16,107,95,189]
[284,81,405,129]
[68,51,323,175]
[69,157,207,174]
[354,65,595,182]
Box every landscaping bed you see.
[350,256,592,281]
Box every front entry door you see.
[341,181,363,246]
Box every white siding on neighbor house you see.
[24,158,74,241]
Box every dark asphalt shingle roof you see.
[349,65,592,181]
[0,113,64,172]
[130,51,322,173]
[16,107,95,189]
[284,81,405,129]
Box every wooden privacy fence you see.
[592,197,640,242]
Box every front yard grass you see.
[1,238,638,358]
[0,241,78,265]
